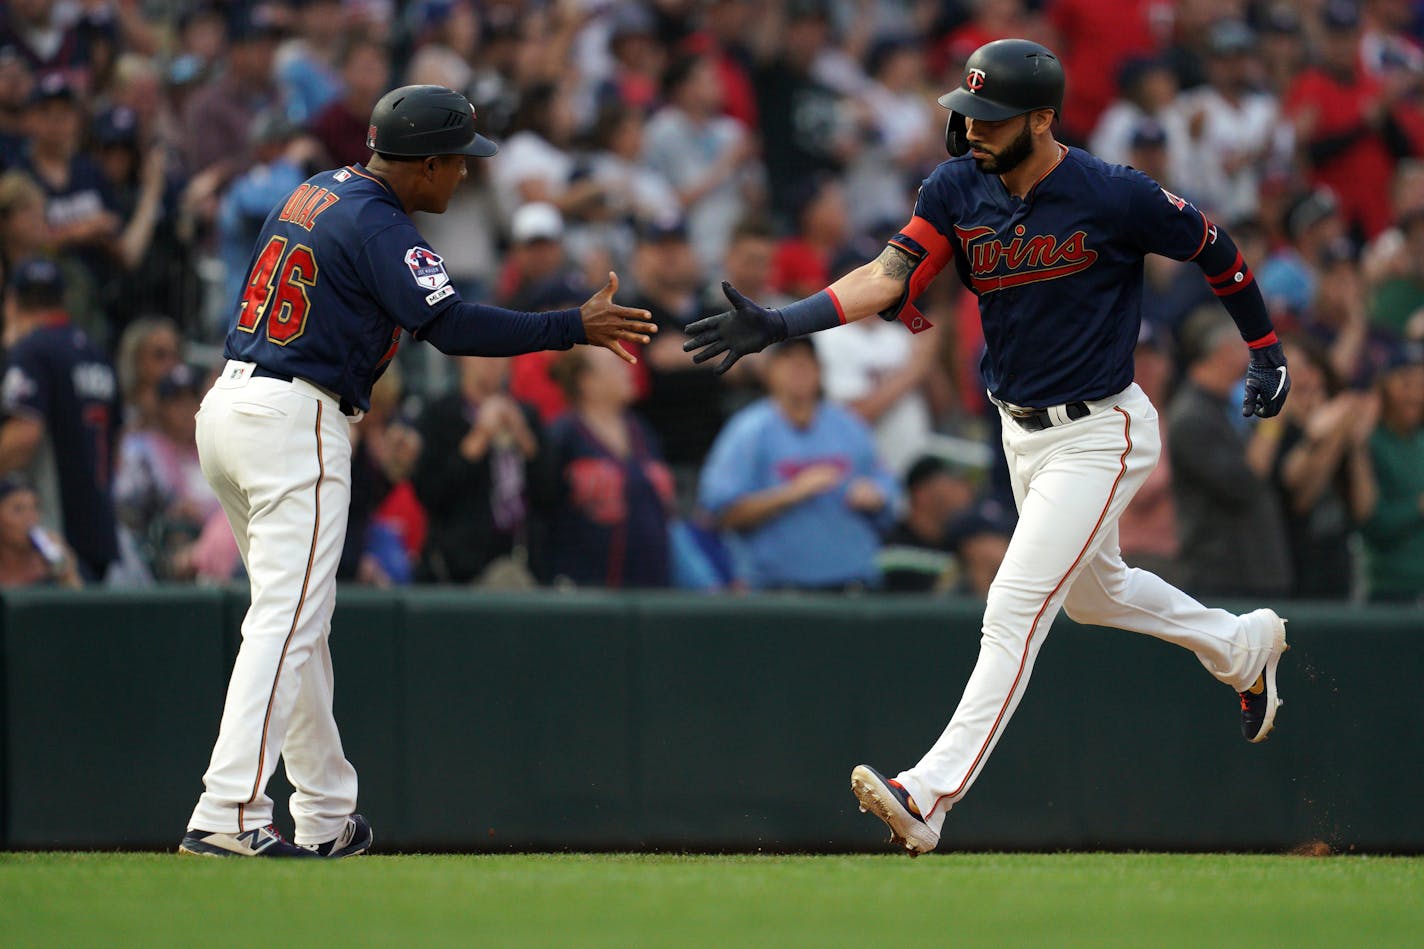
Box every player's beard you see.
[972,118,1034,175]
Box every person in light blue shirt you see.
[698,337,900,590]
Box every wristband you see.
[777,290,846,338]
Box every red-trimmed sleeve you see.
[878,214,953,331]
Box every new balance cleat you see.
[1239,609,1289,743]
[178,824,318,858]
[850,765,939,856]
[306,814,373,857]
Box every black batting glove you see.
[682,282,788,375]
[1242,341,1291,418]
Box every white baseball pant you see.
[187,362,359,845]
[894,384,1276,835]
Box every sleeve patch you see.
[1160,188,1189,211]
[425,285,455,306]
[405,247,450,291]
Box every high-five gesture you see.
[682,281,789,374]
[580,272,658,364]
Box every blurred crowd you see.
[0,0,1421,605]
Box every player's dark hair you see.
[661,53,706,101]
[373,151,425,164]
[548,347,589,401]
[729,215,777,245]
[334,30,386,71]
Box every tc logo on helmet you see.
[966,68,986,92]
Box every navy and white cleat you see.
[178,824,318,858]
[307,814,373,857]
[1239,609,1289,743]
[850,765,939,856]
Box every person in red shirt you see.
[1285,0,1423,240]
[1046,0,1164,141]
[308,35,391,168]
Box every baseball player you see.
[180,85,656,858]
[684,40,1292,855]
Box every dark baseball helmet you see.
[938,39,1065,157]
[366,84,498,159]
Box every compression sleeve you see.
[417,302,587,356]
[1190,221,1276,347]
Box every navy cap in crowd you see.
[1322,0,1360,30]
[1208,20,1256,57]
[945,499,1015,554]
[7,257,64,299]
[638,213,689,244]
[92,106,139,147]
[28,72,77,106]
[904,455,972,493]
[1377,340,1424,377]
[157,364,203,400]
[1129,119,1168,151]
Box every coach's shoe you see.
[306,814,373,858]
[1238,609,1289,743]
[850,765,939,856]
[178,824,318,858]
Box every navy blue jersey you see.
[223,164,467,411]
[887,146,1212,407]
[1,319,120,573]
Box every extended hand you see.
[1242,341,1291,418]
[682,282,788,374]
[580,272,658,364]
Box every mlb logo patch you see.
[405,247,450,291]
[333,169,352,182]
[367,124,378,149]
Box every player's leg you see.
[1061,531,1276,691]
[187,384,352,838]
[889,401,1155,838]
[284,609,360,848]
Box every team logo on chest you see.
[405,247,450,290]
[952,223,1098,294]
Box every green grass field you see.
[2,852,1419,947]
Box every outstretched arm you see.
[682,246,915,374]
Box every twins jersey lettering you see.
[886,146,1212,407]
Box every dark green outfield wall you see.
[2,589,1420,852]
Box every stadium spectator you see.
[344,365,425,587]
[753,0,855,220]
[1166,308,1292,599]
[112,363,221,582]
[685,0,759,129]
[1360,341,1424,602]
[1257,4,1307,99]
[699,338,899,591]
[1257,188,1351,320]
[0,257,119,581]
[1267,337,1379,600]
[1089,56,1183,169]
[0,475,80,588]
[0,0,85,79]
[1171,20,1291,223]
[498,202,575,309]
[573,102,680,272]
[489,81,602,224]
[0,43,34,166]
[14,74,119,307]
[1118,323,1180,582]
[308,34,391,168]
[944,496,1015,600]
[1284,0,1424,241]
[877,454,978,593]
[539,345,674,589]
[414,356,543,586]
[1368,207,1424,338]
[642,53,758,274]
[90,105,182,337]
[770,174,852,300]
[275,0,346,125]
[844,37,936,235]
[181,9,282,187]
[625,214,720,493]
[113,314,181,432]
[1047,0,1162,142]
[595,1,665,115]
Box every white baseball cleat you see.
[1238,609,1289,743]
[850,765,939,856]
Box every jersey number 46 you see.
[236,235,317,345]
